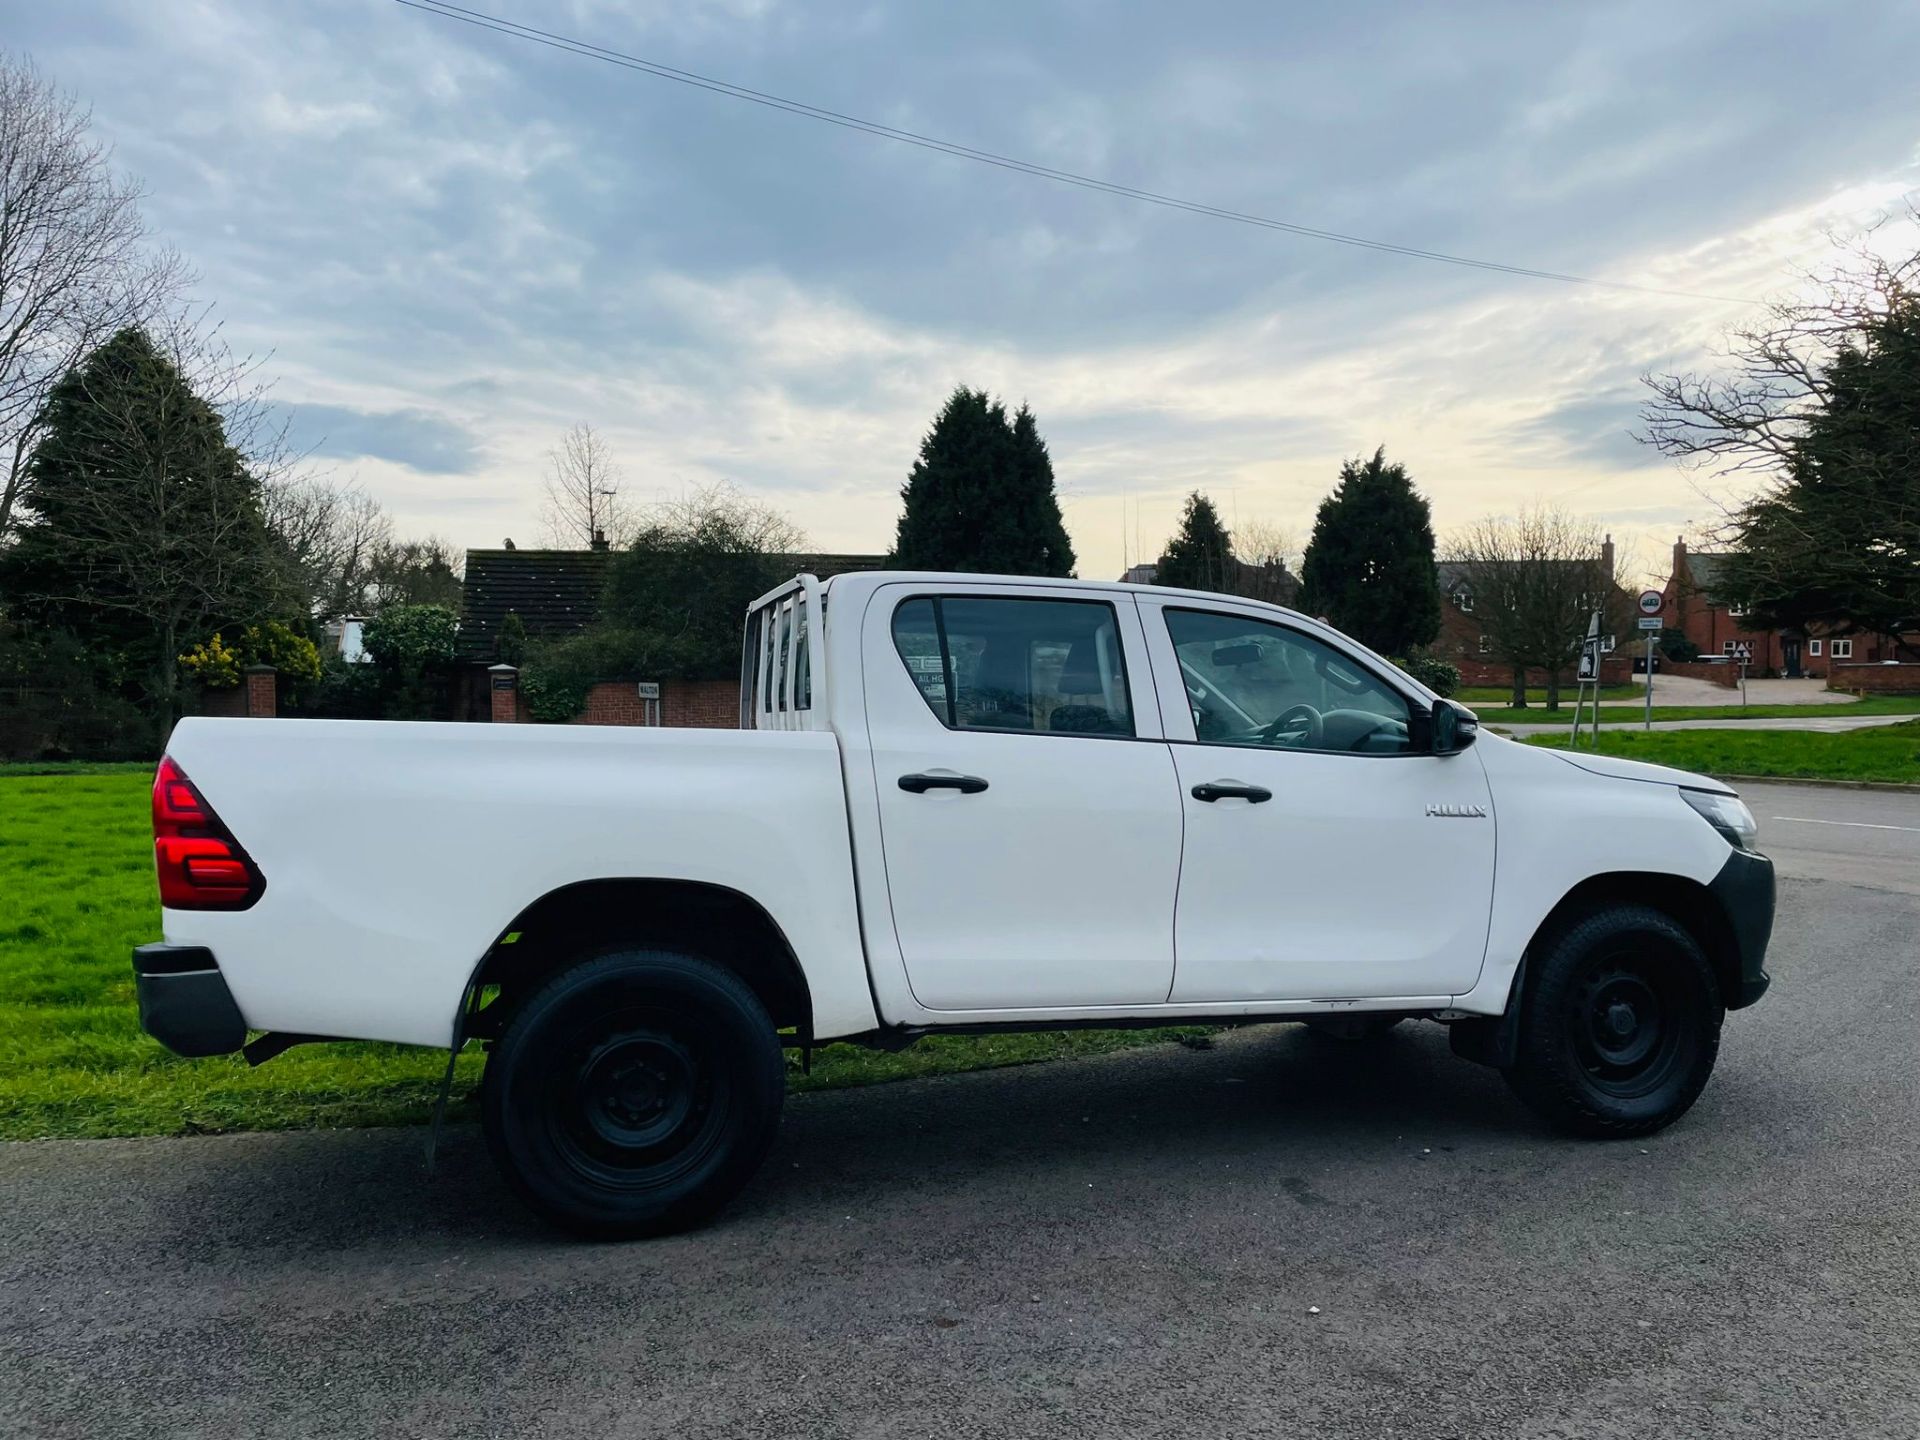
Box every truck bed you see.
[161,718,879,1047]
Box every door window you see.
[1163,608,1412,754]
[891,597,1135,736]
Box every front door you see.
[1782,637,1802,678]
[864,586,1183,1011]
[1142,602,1496,1002]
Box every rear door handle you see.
[1191,781,1272,804]
[899,772,990,794]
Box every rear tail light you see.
[152,756,265,910]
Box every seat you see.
[1048,634,1124,734]
[965,638,1033,729]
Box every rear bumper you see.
[1709,849,1775,1009]
[133,944,247,1057]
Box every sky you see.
[9,0,1920,583]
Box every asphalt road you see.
[4,785,1917,1439]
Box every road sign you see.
[1577,646,1599,682]
[1637,616,1663,631]
[1730,643,1753,660]
[1638,589,1663,616]
[636,681,661,699]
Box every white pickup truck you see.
[136,570,1774,1236]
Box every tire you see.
[1303,1015,1405,1042]
[1504,904,1723,1138]
[482,948,786,1239]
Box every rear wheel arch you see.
[469,879,813,1042]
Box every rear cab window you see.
[891,596,1135,736]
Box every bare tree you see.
[1639,225,1920,480]
[542,422,629,548]
[262,475,392,619]
[364,534,463,611]
[1447,506,1627,710]
[1232,517,1301,604]
[1640,222,1920,642]
[0,53,185,543]
[633,480,808,557]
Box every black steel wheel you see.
[1505,904,1723,1138]
[483,948,785,1238]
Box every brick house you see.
[1116,558,1301,605]
[457,541,885,725]
[1434,536,1633,688]
[1662,537,1920,683]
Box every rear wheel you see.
[482,948,785,1239]
[1505,904,1722,1138]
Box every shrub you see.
[178,633,243,689]
[178,622,323,692]
[1394,651,1461,697]
[361,605,460,721]
[1660,628,1701,663]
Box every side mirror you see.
[1430,698,1478,755]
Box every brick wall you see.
[482,677,743,727]
[1827,663,1920,695]
[1659,660,1741,688]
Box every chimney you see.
[1600,532,1614,577]
[1672,534,1687,584]
[590,528,609,552]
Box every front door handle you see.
[899,772,990,795]
[1191,780,1272,804]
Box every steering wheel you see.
[1259,703,1323,746]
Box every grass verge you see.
[0,771,1208,1141]
[1471,695,1920,727]
[1523,720,1920,784]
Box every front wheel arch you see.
[1453,871,1740,1071]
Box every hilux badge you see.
[1425,802,1488,818]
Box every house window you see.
[1831,638,1853,659]
[1455,588,1473,613]
[1723,641,1739,654]
[1808,639,1822,657]
[1477,634,1492,655]
[1601,635,1616,653]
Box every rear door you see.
[862,584,1183,1011]
[1140,598,1496,1002]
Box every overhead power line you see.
[393,0,1750,305]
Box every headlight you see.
[1682,789,1759,851]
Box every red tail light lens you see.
[152,757,265,910]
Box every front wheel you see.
[1505,904,1723,1138]
[482,948,786,1239]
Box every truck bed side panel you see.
[161,718,879,1046]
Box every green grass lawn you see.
[1471,695,1920,727]
[1524,720,1920,784]
[0,770,1208,1141]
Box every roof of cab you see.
[815,568,1318,626]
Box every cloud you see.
[7,0,1919,582]
[280,403,484,475]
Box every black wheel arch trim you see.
[464,878,816,1044]
[1452,856,1774,1069]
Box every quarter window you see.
[1163,608,1412,755]
[891,597,1135,736]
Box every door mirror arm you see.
[1428,698,1479,756]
